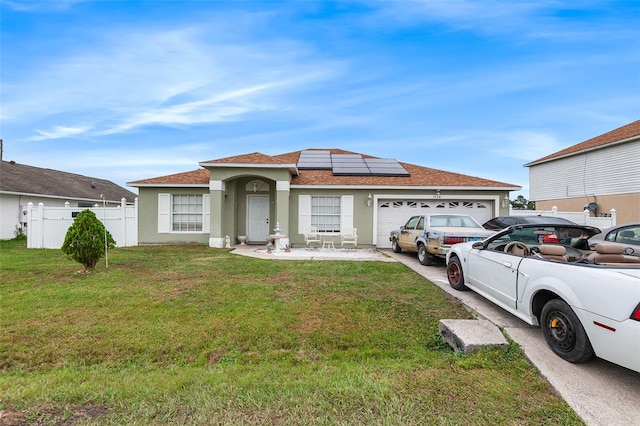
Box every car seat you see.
[538,244,567,262]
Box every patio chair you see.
[304,226,321,247]
[340,227,358,247]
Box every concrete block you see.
[439,319,508,355]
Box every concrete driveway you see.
[384,250,640,426]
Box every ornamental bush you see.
[61,209,116,271]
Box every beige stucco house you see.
[128,149,520,248]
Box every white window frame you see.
[298,195,353,234]
[158,193,210,233]
[311,196,341,233]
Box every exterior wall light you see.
[501,195,510,209]
[367,193,373,207]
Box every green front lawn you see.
[0,239,582,425]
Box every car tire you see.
[447,256,467,291]
[391,238,402,253]
[540,299,594,363]
[418,244,434,266]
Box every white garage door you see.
[376,199,494,248]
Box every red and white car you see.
[446,223,640,372]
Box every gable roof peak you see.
[526,119,640,166]
[200,151,292,165]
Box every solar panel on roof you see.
[333,168,372,175]
[331,154,370,175]
[297,151,409,176]
[365,158,410,176]
[297,150,332,169]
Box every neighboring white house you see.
[128,148,521,248]
[525,120,640,225]
[0,160,137,240]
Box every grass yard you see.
[0,238,583,425]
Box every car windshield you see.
[430,215,483,228]
[522,216,574,224]
[485,226,598,250]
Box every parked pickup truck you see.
[390,214,494,265]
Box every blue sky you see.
[1,0,638,198]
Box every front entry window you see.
[172,194,203,231]
[311,196,341,233]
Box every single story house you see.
[128,149,520,248]
[0,160,137,240]
[525,120,640,225]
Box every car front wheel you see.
[447,256,467,290]
[540,299,594,363]
[391,238,402,253]
[418,244,435,266]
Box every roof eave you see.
[0,190,134,203]
[199,162,299,175]
[524,135,640,167]
[126,183,208,188]
[291,184,522,191]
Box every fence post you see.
[121,198,127,247]
[26,202,34,248]
[134,197,139,246]
[583,209,590,225]
[38,202,45,248]
[551,206,558,217]
[610,208,617,227]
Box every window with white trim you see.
[172,194,203,231]
[311,196,341,233]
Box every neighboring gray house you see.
[0,160,137,240]
[525,120,640,225]
[128,148,520,248]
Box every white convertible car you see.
[445,223,640,373]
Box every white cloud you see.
[100,82,289,135]
[2,23,341,140]
[1,0,88,12]
[30,125,91,141]
[491,131,564,162]
[364,0,638,43]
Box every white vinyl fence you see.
[26,198,138,249]
[509,206,616,229]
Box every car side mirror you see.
[472,241,485,249]
[400,225,405,230]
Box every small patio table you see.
[322,236,335,249]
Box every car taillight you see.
[631,303,640,321]
[444,237,465,245]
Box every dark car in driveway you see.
[483,215,576,231]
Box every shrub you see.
[61,210,116,271]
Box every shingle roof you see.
[128,148,519,189]
[525,120,640,166]
[201,152,295,165]
[0,161,137,202]
[128,168,210,186]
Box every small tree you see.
[510,195,536,210]
[62,209,116,271]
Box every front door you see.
[247,195,270,243]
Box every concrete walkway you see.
[233,245,640,425]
